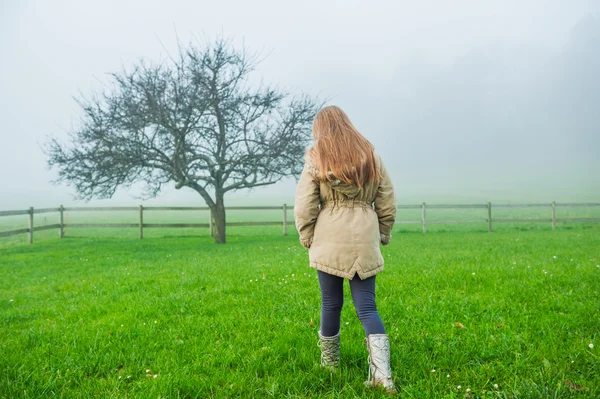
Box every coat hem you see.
[309,261,384,280]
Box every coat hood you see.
[305,155,363,199]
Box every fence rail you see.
[0,202,599,244]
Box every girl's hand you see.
[301,237,313,249]
[380,234,391,246]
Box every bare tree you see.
[47,39,320,243]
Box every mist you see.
[1,0,599,209]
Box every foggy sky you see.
[1,0,599,210]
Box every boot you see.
[318,330,340,368]
[365,334,396,394]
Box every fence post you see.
[59,205,64,238]
[139,205,144,239]
[421,202,427,233]
[552,201,556,231]
[283,204,288,236]
[28,207,34,244]
[487,202,492,232]
[209,208,214,237]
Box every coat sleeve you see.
[294,165,320,249]
[374,158,396,245]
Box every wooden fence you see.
[0,202,599,244]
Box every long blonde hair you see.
[309,105,380,188]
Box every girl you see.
[294,105,397,393]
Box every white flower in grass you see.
[146,369,150,373]
[589,343,594,349]
[345,322,349,325]
[9,299,13,303]
[249,279,253,283]
[447,374,450,378]
[431,369,436,373]
[472,272,475,276]
[493,384,499,389]
[153,374,158,378]
[553,256,557,259]
[457,385,461,390]
[466,388,471,392]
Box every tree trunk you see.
[213,190,226,244]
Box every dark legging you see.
[318,270,386,337]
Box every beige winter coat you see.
[294,154,396,280]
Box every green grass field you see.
[1,220,599,398]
